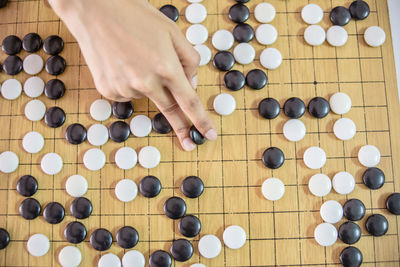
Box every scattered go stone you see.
[304,25,326,46]
[349,0,370,20]
[284,97,305,119]
[233,43,255,65]
[186,24,208,45]
[64,221,87,244]
[189,125,206,145]
[116,226,139,249]
[314,222,337,247]
[262,147,284,169]
[245,69,267,90]
[3,55,23,75]
[164,196,186,219]
[358,145,380,167]
[340,246,363,267]
[2,35,21,55]
[23,54,43,75]
[260,48,282,70]
[308,173,332,197]
[122,250,146,267]
[45,55,66,75]
[0,228,10,249]
[262,177,285,201]
[212,30,234,51]
[320,200,343,224]
[90,99,112,121]
[22,32,42,52]
[43,35,64,55]
[25,99,46,122]
[109,121,130,143]
[308,97,330,118]
[185,3,207,24]
[83,148,106,171]
[24,76,45,98]
[130,114,152,137]
[229,3,249,23]
[333,118,356,141]
[224,70,245,91]
[115,147,137,170]
[115,179,138,203]
[181,176,204,198]
[98,253,121,267]
[254,2,276,23]
[149,250,172,267]
[329,92,351,114]
[198,235,222,259]
[301,4,323,24]
[258,97,280,119]
[87,124,109,146]
[178,215,201,238]
[233,23,254,43]
[41,152,63,175]
[43,202,65,224]
[256,24,278,45]
[213,93,236,116]
[194,44,211,66]
[0,151,19,174]
[58,246,82,267]
[90,228,113,251]
[327,26,348,47]
[44,106,66,128]
[19,198,41,220]
[332,171,356,195]
[1,78,22,100]
[70,197,92,219]
[65,123,87,145]
[364,26,386,47]
[152,113,172,134]
[170,239,193,262]
[223,225,246,249]
[112,101,134,119]
[138,146,161,169]
[386,193,400,215]
[213,51,235,71]
[27,233,50,257]
[160,4,179,22]
[362,167,385,189]
[66,174,88,197]
[44,79,65,100]
[343,199,366,221]
[365,214,388,236]
[139,175,162,198]
[0,0,7,9]
[330,6,351,26]
[16,175,38,197]
[283,119,306,142]
[303,146,326,170]
[338,221,361,245]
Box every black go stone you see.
[170,239,193,262]
[386,193,400,215]
[258,98,280,119]
[235,0,249,2]
[109,121,130,142]
[343,199,366,221]
[112,101,134,119]
[64,221,87,244]
[152,112,172,134]
[19,198,41,220]
[262,147,285,169]
[340,246,363,267]
[45,55,66,75]
[181,176,204,198]
[139,175,162,198]
[116,226,139,249]
[338,221,361,245]
[178,215,201,238]
[365,214,388,236]
[308,97,330,118]
[0,0,7,8]
[284,97,306,119]
[0,228,10,249]
[2,35,22,55]
[16,175,38,197]
[224,70,245,91]
[164,196,186,219]
[90,228,113,251]
[149,250,172,267]
[65,123,87,145]
[362,167,385,190]
[330,6,351,26]
[233,23,254,43]
[229,3,249,23]
[189,125,205,145]
[43,35,64,55]
[22,33,42,53]
[44,106,66,128]
[70,197,92,219]
[44,79,66,100]
[349,0,370,20]
[160,4,179,22]
[3,55,23,75]
[246,69,267,90]
[43,202,65,224]
[213,51,235,71]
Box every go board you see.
[0,0,400,266]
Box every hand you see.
[48,0,217,151]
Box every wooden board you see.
[0,0,399,266]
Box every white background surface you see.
[388,0,400,99]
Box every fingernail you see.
[205,129,217,140]
[191,75,198,89]
[183,138,196,151]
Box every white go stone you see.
[122,250,145,267]
[333,118,356,141]
[186,24,208,45]
[212,30,234,51]
[233,43,255,65]
[303,146,326,169]
[22,131,44,154]
[130,115,152,137]
[198,235,222,259]
[327,26,348,47]
[41,153,63,175]
[24,76,44,98]
[304,25,326,46]
[260,48,282,70]
[90,99,112,121]
[138,146,161,169]
[223,225,246,249]
[283,119,306,142]
[27,233,50,257]
[58,246,82,267]
[98,253,121,267]
[256,24,278,45]
[115,179,138,202]
[364,26,386,47]
[87,124,109,146]
[194,44,211,66]
[1,79,22,100]
[83,148,106,171]
[23,54,44,75]
[213,93,236,116]
[262,177,285,201]
[188,0,203,2]
[115,147,137,170]
[191,264,206,267]
[254,3,276,23]
[330,92,351,114]
[0,151,18,173]
[320,200,343,224]
[308,174,332,197]
[358,145,381,167]
[314,223,338,247]
[25,99,46,121]
[301,4,324,24]
[185,3,207,24]
[65,175,88,197]
[332,171,355,195]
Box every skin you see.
[48,0,217,151]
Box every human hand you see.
[48,0,217,151]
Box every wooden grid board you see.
[0,0,399,266]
